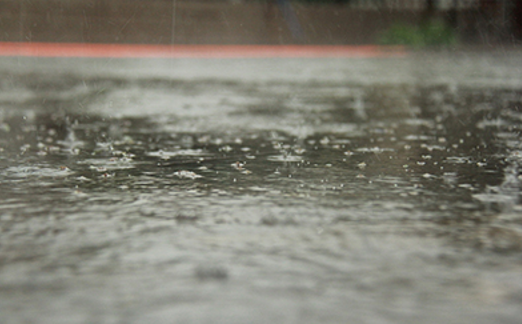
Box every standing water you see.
[1,52,522,323]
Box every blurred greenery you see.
[378,20,458,47]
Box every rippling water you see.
[1,55,522,324]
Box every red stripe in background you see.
[0,42,406,58]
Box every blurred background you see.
[1,0,520,46]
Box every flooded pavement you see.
[1,51,522,323]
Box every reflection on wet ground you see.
[1,59,522,323]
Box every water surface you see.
[1,54,522,324]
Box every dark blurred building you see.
[0,0,520,45]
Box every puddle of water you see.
[1,60,522,324]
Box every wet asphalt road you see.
[1,50,522,323]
